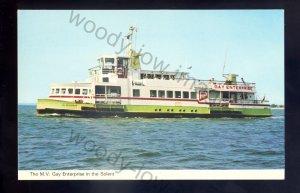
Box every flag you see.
[262,96,265,103]
[129,50,142,70]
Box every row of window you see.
[140,74,176,80]
[95,86,121,95]
[52,87,197,99]
[51,88,91,95]
[133,89,197,99]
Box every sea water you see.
[18,105,284,170]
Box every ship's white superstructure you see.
[37,27,271,117]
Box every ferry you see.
[36,27,272,118]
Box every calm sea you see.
[18,105,284,170]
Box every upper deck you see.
[86,27,258,95]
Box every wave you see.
[269,116,284,119]
[36,113,61,117]
[137,151,161,158]
[36,113,80,118]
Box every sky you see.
[18,10,284,104]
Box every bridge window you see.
[61,88,66,94]
[82,89,88,95]
[155,74,162,79]
[75,89,80,95]
[158,90,165,98]
[105,58,114,65]
[190,92,197,99]
[175,91,181,98]
[167,91,173,98]
[117,57,129,66]
[183,91,189,99]
[51,89,55,94]
[117,58,123,65]
[55,88,60,94]
[68,88,73,94]
[133,89,140,97]
[95,86,105,95]
[150,90,157,97]
[140,74,146,79]
[147,74,154,79]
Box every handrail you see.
[208,98,269,104]
[95,94,121,97]
[102,69,114,74]
[140,76,257,86]
[180,78,256,85]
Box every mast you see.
[125,26,141,70]
[222,49,228,79]
[126,26,137,56]
[125,26,137,105]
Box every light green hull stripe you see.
[124,105,210,114]
[37,99,95,111]
[210,106,271,116]
[239,108,272,116]
[37,99,271,116]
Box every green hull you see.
[36,99,272,118]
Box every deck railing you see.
[95,94,121,98]
[102,69,114,74]
[95,94,121,105]
[209,98,270,104]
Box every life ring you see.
[199,92,208,101]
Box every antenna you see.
[222,49,228,78]
[134,24,137,51]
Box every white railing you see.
[95,94,121,98]
[102,69,114,74]
[95,94,121,105]
[208,98,270,105]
